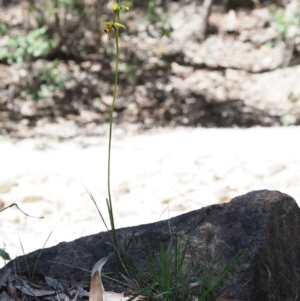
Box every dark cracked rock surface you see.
[3,190,300,301]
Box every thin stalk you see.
[106,12,128,274]
[18,236,30,279]
[107,23,120,234]
[31,230,53,278]
[103,1,131,276]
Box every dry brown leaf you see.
[104,291,131,301]
[90,253,113,301]
[90,270,104,301]
[89,253,144,301]
[104,291,145,301]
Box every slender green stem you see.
[107,24,120,232]
[106,4,131,275]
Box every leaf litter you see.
[0,254,144,301]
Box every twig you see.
[0,203,44,219]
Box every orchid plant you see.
[101,1,129,267]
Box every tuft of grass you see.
[266,265,299,301]
[120,236,243,301]
[145,235,196,301]
[197,251,244,301]
[18,230,53,279]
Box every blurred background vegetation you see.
[0,0,299,135]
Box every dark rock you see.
[2,190,300,300]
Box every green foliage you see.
[146,0,158,24]
[145,236,196,301]
[272,6,300,40]
[146,0,173,38]
[29,0,79,24]
[197,252,244,301]
[122,237,243,301]
[0,248,11,261]
[24,60,66,101]
[19,230,53,279]
[0,26,57,64]
[39,59,65,92]
[0,21,8,35]
[28,0,103,59]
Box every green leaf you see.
[0,248,11,260]
[114,22,126,29]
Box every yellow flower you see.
[101,20,114,34]
[101,3,129,40]
[112,3,129,13]
[101,18,126,39]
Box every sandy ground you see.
[1,125,300,267]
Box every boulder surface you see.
[2,190,300,300]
